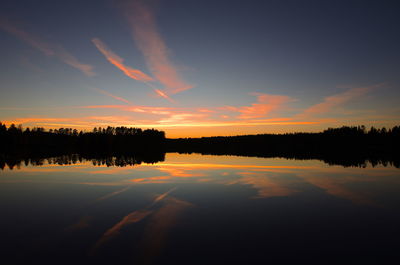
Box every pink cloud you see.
[92,38,153,81]
[300,84,382,117]
[0,19,95,76]
[55,45,95,76]
[225,93,293,119]
[2,113,321,138]
[157,113,208,124]
[122,0,193,95]
[154,89,175,103]
[82,104,175,115]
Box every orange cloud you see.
[197,108,215,113]
[2,93,323,137]
[92,38,152,81]
[82,104,175,115]
[81,105,314,130]
[0,19,95,76]
[2,117,73,124]
[225,93,293,119]
[154,89,175,103]
[2,114,319,136]
[123,0,193,95]
[157,113,208,124]
[90,87,132,104]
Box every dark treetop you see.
[1,122,399,169]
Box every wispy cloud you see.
[90,87,132,104]
[0,19,54,55]
[92,38,176,101]
[3,113,317,133]
[122,0,193,95]
[54,45,95,76]
[0,19,95,76]
[157,113,208,124]
[224,93,293,119]
[92,38,152,81]
[2,117,73,124]
[299,84,382,117]
[81,104,175,115]
[154,89,175,103]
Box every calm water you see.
[1,153,399,265]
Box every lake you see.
[1,153,399,265]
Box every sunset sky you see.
[0,0,399,138]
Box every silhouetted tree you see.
[0,122,399,169]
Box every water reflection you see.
[90,187,192,264]
[1,150,399,170]
[95,186,131,202]
[65,215,92,232]
[0,152,165,170]
[2,154,399,206]
[138,196,193,265]
[0,153,399,264]
[92,209,153,253]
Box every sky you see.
[0,0,399,138]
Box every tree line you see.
[1,122,399,168]
[166,125,400,168]
[0,122,165,156]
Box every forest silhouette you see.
[1,122,399,169]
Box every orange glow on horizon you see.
[2,83,398,138]
[1,118,323,138]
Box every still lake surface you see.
[1,153,399,264]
